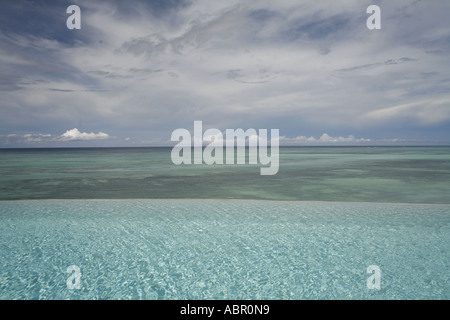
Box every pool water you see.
[0,199,448,300]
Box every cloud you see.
[0,128,111,146]
[0,0,450,146]
[280,133,372,145]
[362,98,450,126]
[59,128,111,141]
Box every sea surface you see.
[0,147,449,299]
[1,146,449,202]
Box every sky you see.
[0,0,449,147]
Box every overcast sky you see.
[1,0,449,147]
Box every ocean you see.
[1,146,449,202]
[0,147,449,299]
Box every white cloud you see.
[22,133,52,142]
[0,128,111,145]
[59,128,110,141]
[280,133,371,145]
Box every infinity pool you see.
[0,199,448,299]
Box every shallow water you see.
[1,147,448,299]
[0,199,448,300]
[0,147,449,203]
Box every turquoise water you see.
[0,200,448,300]
[0,147,449,299]
[0,147,449,203]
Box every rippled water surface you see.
[0,147,449,299]
[0,200,448,299]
